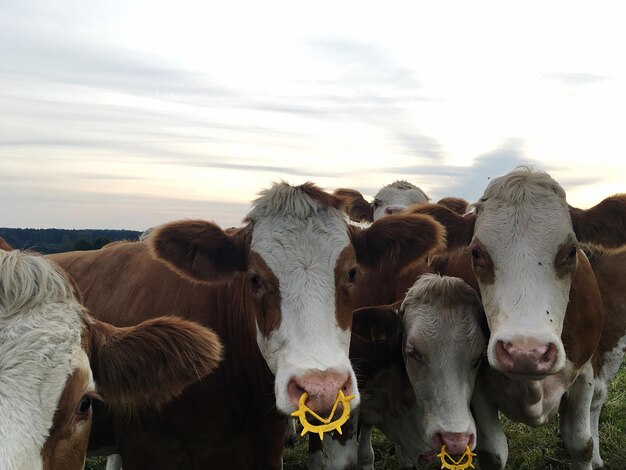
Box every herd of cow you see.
[1,166,626,470]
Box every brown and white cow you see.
[49,181,445,469]
[335,180,430,222]
[349,274,486,468]
[0,247,222,470]
[411,166,626,470]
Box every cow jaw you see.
[473,189,574,378]
[251,213,360,415]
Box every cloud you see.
[544,72,606,86]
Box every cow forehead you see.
[375,186,428,205]
[475,190,573,256]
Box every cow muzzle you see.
[491,335,561,376]
[287,369,354,416]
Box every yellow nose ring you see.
[290,390,355,440]
[436,445,476,470]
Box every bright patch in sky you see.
[1,1,625,229]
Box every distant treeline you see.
[0,228,142,254]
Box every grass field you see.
[86,364,626,469]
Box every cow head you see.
[149,181,445,416]
[335,180,430,222]
[352,274,485,461]
[0,250,222,470]
[409,167,626,378]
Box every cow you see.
[49,181,445,469]
[307,274,486,469]
[335,180,430,222]
[0,248,222,470]
[409,166,626,470]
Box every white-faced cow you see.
[412,166,626,470]
[0,247,222,470]
[49,181,445,469]
[308,274,486,469]
[335,180,430,222]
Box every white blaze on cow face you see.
[0,251,90,470]
[401,274,485,457]
[471,168,577,377]
[246,185,359,415]
[373,181,430,221]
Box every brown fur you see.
[585,249,626,369]
[248,251,282,337]
[299,182,348,213]
[0,236,12,251]
[41,368,93,470]
[350,214,445,270]
[150,221,250,284]
[334,188,374,222]
[406,203,475,250]
[436,197,469,214]
[334,246,359,330]
[86,316,223,411]
[569,194,626,250]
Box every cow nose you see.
[436,432,473,455]
[495,338,558,375]
[384,205,405,215]
[287,370,352,415]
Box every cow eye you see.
[568,247,577,258]
[372,199,381,208]
[406,347,421,361]
[347,267,358,285]
[249,273,263,292]
[75,395,92,417]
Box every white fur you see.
[247,183,359,414]
[472,168,572,373]
[0,250,85,470]
[372,181,429,221]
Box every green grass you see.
[86,365,626,469]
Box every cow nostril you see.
[540,343,557,364]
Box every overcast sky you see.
[1,1,625,230]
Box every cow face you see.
[351,274,485,461]
[0,250,222,470]
[150,182,445,416]
[335,180,430,222]
[409,166,626,378]
[400,275,485,458]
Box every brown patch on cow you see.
[299,182,347,213]
[333,188,374,222]
[406,203,476,250]
[350,214,445,270]
[334,246,358,330]
[569,194,626,251]
[248,251,282,337]
[587,250,626,370]
[561,251,604,370]
[101,240,131,249]
[469,239,495,285]
[86,316,223,411]
[436,196,470,215]
[0,236,12,251]
[41,366,93,470]
[149,220,250,284]
[554,239,578,279]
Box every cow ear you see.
[406,203,475,249]
[149,220,250,283]
[351,214,445,270]
[86,316,223,411]
[352,304,403,364]
[334,188,374,222]
[352,304,402,343]
[435,197,470,215]
[0,236,12,251]
[569,194,626,250]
